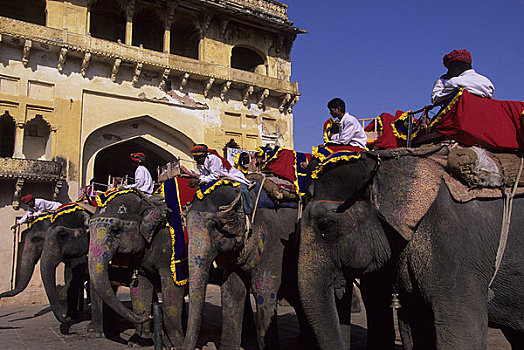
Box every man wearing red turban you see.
[10,194,62,230]
[431,49,494,105]
[123,152,154,195]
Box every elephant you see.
[88,191,186,349]
[0,210,89,322]
[183,183,315,350]
[299,146,524,350]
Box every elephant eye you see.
[316,218,338,239]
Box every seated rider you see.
[325,98,367,149]
[182,144,254,216]
[123,152,154,195]
[431,49,494,106]
[11,194,62,230]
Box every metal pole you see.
[406,112,414,148]
[153,301,162,350]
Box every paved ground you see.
[0,285,511,349]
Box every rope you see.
[251,176,266,224]
[489,156,523,288]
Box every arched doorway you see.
[92,137,172,189]
[231,46,267,75]
[89,0,126,42]
[82,115,195,187]
[0,112,16,158]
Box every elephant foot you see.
[86,323,104,338]
[59,322,72,335]
[127,333,154,347]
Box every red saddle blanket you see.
[426,90,524,151]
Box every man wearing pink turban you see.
[431,49,494,105]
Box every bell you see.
[131,269,139,288]
[390,293,401,309]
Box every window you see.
[170,15,199,59]
[0,112,16,157]
[0,0,46,26]
[23,115,51,160]
[231,46,266,74]
[90,0,126,43]
[133,7,163,52]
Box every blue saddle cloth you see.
[251,181,298,209]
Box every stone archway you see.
[82,115,195,186]
[91,137,171,190]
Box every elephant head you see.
[88,192,167,324]
[0,219,51,300]
[184,185,247,349]
[40,210,90,324]
[299,146,447,349]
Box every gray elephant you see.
[183,184,314,350]
[299,146,524,349]
[0,210,89,322]
[88,190,186,349]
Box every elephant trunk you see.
[298,226,345,350]
[0,241,41,299]
[40,245,70,324]
[88,245,148,324]
[183,212,218,350]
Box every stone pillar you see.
[125,0,136,45]
[163,5,176,53]
[13,122,24,158]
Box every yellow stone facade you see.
[0,0,303,305]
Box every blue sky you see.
[284,1,524,153]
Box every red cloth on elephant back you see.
[432,90,524,151]
[367,111,406,150]
[264,148,297,182]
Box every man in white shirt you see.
[124,152,154,195]
[431,49,494,106]
[182,144,253,215]
[325,98,368,149]
[11,194,62,230]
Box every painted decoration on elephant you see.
[251,269,277,306]
[195,178,240,199]
[311,145,365,179]
[50,203,87,223]
[95,188,140,207]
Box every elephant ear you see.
[372,151,447,241]
[139,197,169,243]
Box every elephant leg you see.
[66,265,85,319]
[128,274,154,347]
[87,281,104,337]
[431,291,488,350]
[220,272,246,350]
[159,268,185,350]
[252,272,280,350]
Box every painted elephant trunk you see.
[183,212,219,350]
[0,243,40,299]
[40,248,70,324]
[88,248,148,324]
[298,227,345,350]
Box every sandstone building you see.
[0,0,303,304]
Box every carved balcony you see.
[0,157,62,182]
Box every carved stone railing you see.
[0,157,63,209]
[0,157,62,181]
[0,16,299,96]
[222,0,288,21]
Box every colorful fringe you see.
[95,188,140,207]
[196,179,240,200]
[51,203,87,223]
[311,145,365,179]
[156,177,196,286]
[28,212,52,228]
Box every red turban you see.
[443,49,472,69]
[21,194,34,205]
[190,144,208,157]
[130,152,146,163]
